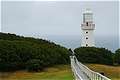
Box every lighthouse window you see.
[86,44,88,47]
[86,37,88,39]
[86,22,88,26]
[86,32,88,33]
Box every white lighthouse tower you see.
[81,8,95,47]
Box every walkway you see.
[70,56,111,80]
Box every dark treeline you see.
[74,47,120,65]
[0,33,70,72]
[0,32,120,72]
[114,49,120,65]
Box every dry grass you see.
[0,64,120,80]
[85,64,120,80]
[0,65,73,80]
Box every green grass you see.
[0,64,120,80]
[0,65,74,80]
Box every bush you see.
[114,49,120,65]
[26,59,43,72]
[74,47,113,65]
[0,33,70,72]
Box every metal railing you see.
[70,56,111,80]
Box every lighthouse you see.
[81,9,95,47]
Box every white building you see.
[81,9,95,47]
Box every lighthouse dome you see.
[83,8,93,14]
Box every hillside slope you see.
[0,33,70,72]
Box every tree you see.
[114,49,120,65]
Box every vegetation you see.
[86,64,120,80]
[0,32,120,80]
[74,47,113,65]
[0,65,73,80]
[0,32,70,72]
[0,64,119,80]
[114,49,120,65]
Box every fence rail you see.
[70,56,83,80]
[70,56,111,80]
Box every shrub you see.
[114,49,120,65]
[74,47,113,65]
[26,59,43,72]
[0,33,70,72]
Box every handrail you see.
[70,56,83,80]
[73,56,111,80]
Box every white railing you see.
[70,56,83,80]
[81,23,95,30]
[70,56,111,80]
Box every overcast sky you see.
[1,1,119,37]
